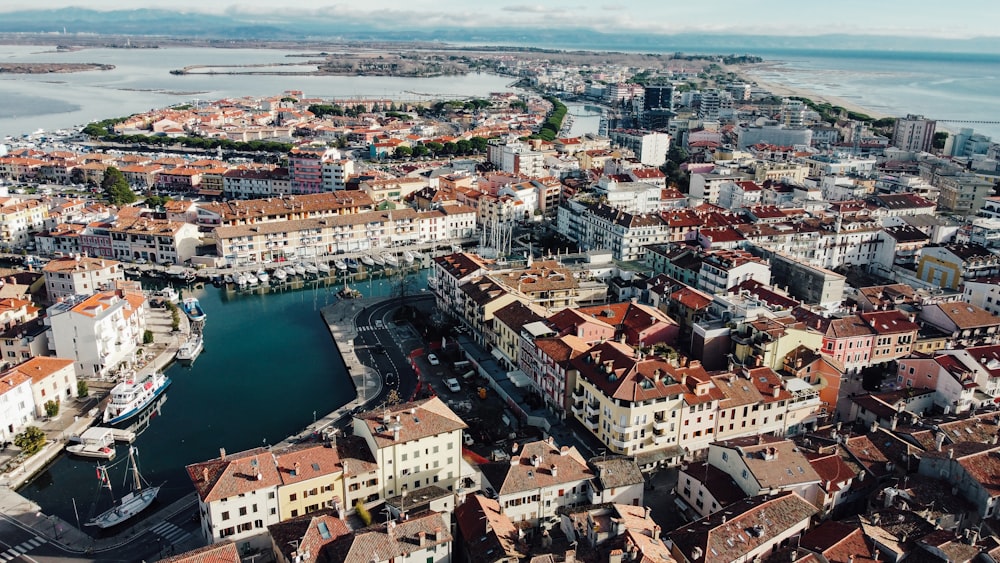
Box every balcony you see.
[653,414,670,431]
[585,400,600,417]
[570,401,584,417]
[571,388,584,401]
[585,414,599,431]
[653,433,672,445]
[609,436,629,450]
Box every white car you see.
[428,353,440,366]
[444,378,461,392]
[374,319,385,329]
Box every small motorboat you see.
[274,268,287,281]
[257,270,269,284]
[372,254,386,267]
[304,263,319,277]
[334,259,348,271]
[224,274,234,284]
[236,273,248,287]
[181,298,207,322]
[284,265,297,277]
[403,250,415,264]
[383,253,399,268]
[177,335,204,363]
[361,255,375,267]
[294,263,307,276]
[247,273,259,287]
[318,261,332,274]
[345,257,359,271]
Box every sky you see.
[3,0,1000,39]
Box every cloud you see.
[501,4,562,13]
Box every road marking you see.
[27,538,43,547]
[1,552,15,561]
[12,545,27,554]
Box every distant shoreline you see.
[735,62,889,120]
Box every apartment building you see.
[289,146,340,194]
[109,218,201,265]
[0,199,49,250]
[42,256,124,301]
[46,290,147,379]
[352,398,467,499]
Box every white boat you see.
[334,259,348,271]
[247,273,259,286]
[274,268,288,281]
[283,265,297,277]
[152,286,179,304]
[103,372,172,425]
[318,261,332,274]
[66,427,116,460]
[236,273,248,287]
[87,446,160,529]
[361,255,376,267]
[383,253,399,267]
[411,250,424,259]
[223,274,234,284]
[403,250,415,264]
[256,269,269,284]
[177,335,203,363]
[305,263,319,276]
[294,263,307,276]
[372,254,386,267]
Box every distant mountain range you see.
[2,8,1000,56]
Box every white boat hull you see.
[67,443,116,460]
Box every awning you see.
[491,347,506,361]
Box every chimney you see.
[219,447,226,460]
[547,435,554,446]
[652,525,661,541]
[870,420,879,433]
[418,531,426,547]
[560,446,570,456]
[948,448,954,460]
[609,549,623,563]
[551,464,558,477]
[772,385,780,398]
[202,467,209,482]
[935,432,945,451]
[510,455,520,466]
[512,442,519,454]
[644,506,651,519]
[564,549,576,563]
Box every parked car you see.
[428,353,440,366]
[444,378,460,392]
[374,319,385,329]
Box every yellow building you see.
[735,316,823,371]
[274,443,345,521]
[0,199,49,249]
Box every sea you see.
[2,45,999,141]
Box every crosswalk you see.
[357,325,382,332]
[0,537,45,561]
[149,521,193,546]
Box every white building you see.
[0,368,35,443]
[4,357,76,419]
[352,398,467,499]
[478,439,593,528]
[717,180,764,211]
[42,256,124,301]
[187,447,283,553]
[46,290,147,379]
[608,130,670,167]
[110,218,201,265]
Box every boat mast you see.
[129,447,143,492]
[97,464,116,503]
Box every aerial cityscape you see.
[0,2,999,562]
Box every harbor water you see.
[19,270,427,533]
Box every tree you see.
[455,139,472,155]
[355,500,372,526]
[424,142,444,156]
[101,166,137,207]
[14,426,46,456]
[44,399,60,418]
[411,145,429,158]
[143,329,154,344]
[933,131,949,150]
[77,380,89,398]
[394,146,412,159]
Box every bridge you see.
[935,119,1000,125]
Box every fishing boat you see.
[151,286,179,304]
[318,261,332,274]
[345,257,359,271]
[361,254,375,267]
[103,372,172,425]
[66,427,116,460]
[383,253,399,268]
[274,268,288,282]
[176,335,203,363]
[334,259,348,271]
[256,269,269,284]
[372,254,386,267]
[403,250,415,264]
[304,263,319,277]
[181,297,206,322]
[87,446,160,529]
[294,263,307,276]
[284,265,297,277]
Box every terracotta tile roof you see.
[200,192,375,223]
[682,461,747,507]
[0,369,32,396]
[273,443,343,485]
[860,310,919,334]
[326,511,452,562]
[479,440,592,496]
[433,252,486,281]
[460,278,509,307]
[806,451,857,493]
[159,540,240,563]
[493,301,546,333]
[667,492,817,563]
[799,521,877,563]
[533,335,589,365]
[267,510,351,563]
[713,373,764,408]
[454,494,525,562]
[42,256,119,273]
[721,438,822,490]
[589,455,644,490]
[571,340,688,403]
[926,303,1000,330]
[3,357,75,384]
[186,447,283,503]
[355,397,467,450]
[671,286,713,311]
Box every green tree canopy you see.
[394,146,413,159]
[101,166,137,207]
[14,426,46,456]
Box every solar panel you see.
[318,522,331,539]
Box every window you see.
[239,507,247,516]
[221,511,230,521]
[289,493,297,502]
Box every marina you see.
[103,372,172,426]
